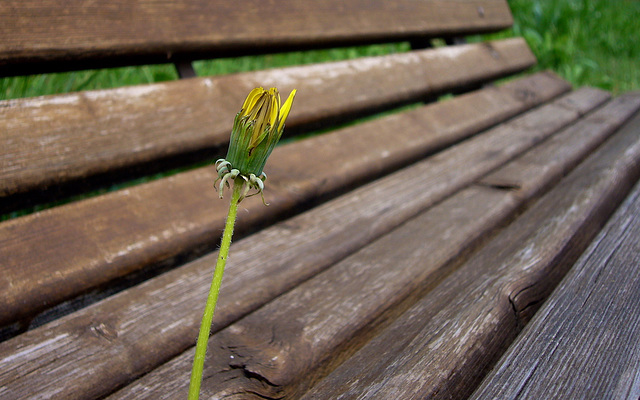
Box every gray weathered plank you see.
[470,111,640,400]
[299,96,640,400]
[0,0,513,76]
[0,87,609,400]
[0,72,571,327]
[0,39,535,203]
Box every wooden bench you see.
[1,1,639,399]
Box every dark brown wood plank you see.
[0,72,572,327]
[471,111,640,400]
[300,96,640,400]
[104,95,640,400]
[0,86,607,400]
[0,0,513,76]
[0,38,535,204]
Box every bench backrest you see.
[1,0,517,209]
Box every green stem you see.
[188,178,243,400]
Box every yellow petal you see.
[278,89,297,131]
[241,87,265,117]
[247,94,268,120]
[272,88,281,115]
[249,92,275,148]
[269,94,279,127]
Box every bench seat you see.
[470,113,640,400]
[1,1,639,399]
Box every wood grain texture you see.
[108,95,640,400]
[471,110,640,400]
[300,97,640,400]
[0,0,513,75]
[108,188,521,400]
[480,93,640,198]
[0,86,603,400]
[0,38,535,203]
[2,187,515,400]
[0,72,571,327]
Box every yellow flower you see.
[215,87,297,202]
[228,87,296,175]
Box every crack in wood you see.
[476,181,521,191]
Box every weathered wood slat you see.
[0,72,570,327]
[0,38,535,205]
[0,87,608,400]
[0,0,513,76]
[300,96,640,400]
[479,93,640,198]
[105,94,640,400]
[470,111,640,400]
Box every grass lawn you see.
[1,0,638,100]
[477,0,640,95]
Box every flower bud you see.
[226,87,296,176]
[215,87,296,203]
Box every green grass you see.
[2,0,638,100]
[0,44,409,100]
[1,64,179,100]
[473,0,640,94]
